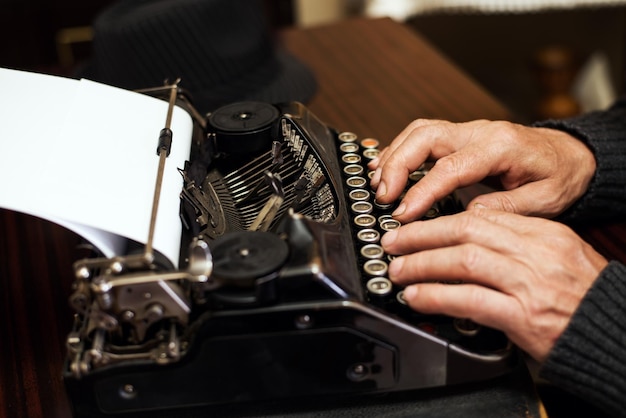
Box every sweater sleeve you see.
[532,98,626,223]
[539,261,626,418]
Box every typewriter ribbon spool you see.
[208,101,280,154]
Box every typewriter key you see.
[341,153,362,164]
[346,176,367,188]
[343,164,364,176]
[453,318,481,337]
[424,207,440,218]
[380,218,401,231]
[366,277,393,295]
[363,259,388,277]
[340,142,360,153]
[361,138,380,149]
[374,199,393,210]
[351,201,373,215]
[360,244,384,259]
[354,214,376,228]
[357,228,380,243]
[409,171,426,182]
[396,290,408,305]
[338,131,358,142]
[378,214,392,223]
[348,189,370,202]
[362,148,380,160]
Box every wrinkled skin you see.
[369,119,606,362]
[369,119,596,221]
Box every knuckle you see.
[432,154,464,179]
[465,286,486,311]
[491,120,519,142]
[494,194,519,214]
[454,211,483,239]
[458,243,482,275]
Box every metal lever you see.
[145,78,180,262]
[248,171,284,232]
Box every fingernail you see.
[369,157,379,167]
[392,202,405,217]
[376,181,387,198]
[388,255,404,278]
[473,202,486,209]
[403,285,417,299]
[380,229,397,247]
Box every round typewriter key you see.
[362,148,380,160]
[424,207,440,218]
[361,138,380,149]
[373,199,393,210]
[343,164,364,176]
[340,142,359,153]
[346,176,367,188]
[366,277,393,295]
[354,214,376,228]
[453,318,481,337]
[360,244,384,259]
[380,218,401,231]
[357,228,380,243]
[351,201,373,215]
[409,171,425,182]
[338,131,358,143]
[387,254,397,262]
[348,189,370,202]
[341,153,362,164]
[363,259,388,277]
[378,214,392,223]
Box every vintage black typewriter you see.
[63,85,517,417]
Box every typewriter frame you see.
[63,94,517,417]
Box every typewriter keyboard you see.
[335,131,482,338]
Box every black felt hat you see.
[80,0,317,113]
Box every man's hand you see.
[381,208,608,362]
[369,119,596,222]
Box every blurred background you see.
[1,0,624,123]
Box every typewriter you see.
[63,85,517,417]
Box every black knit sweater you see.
[533,97,626,417]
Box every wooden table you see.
[281,17,511,142]
[1,16,623,418]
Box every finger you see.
[367,146,388,171]
[381,210,523,256]
[371,120,449,198]
[468,180,570,218]
[402,282,520,334]
[388,243,528,292]
[390,145,507,222]
[375,119,443,169]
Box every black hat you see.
[80,0,317,114]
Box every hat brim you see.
[78,47,317,116]
[190,48,318,114]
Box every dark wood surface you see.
[1,17,624,418]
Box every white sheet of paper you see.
[0,68,194,267]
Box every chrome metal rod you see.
[145,79,179,260]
